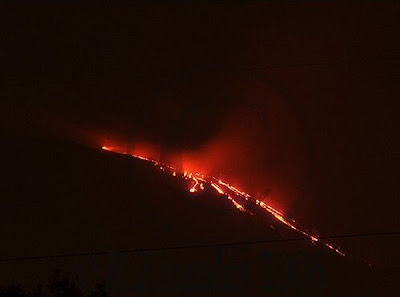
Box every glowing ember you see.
[211,183,225,195]
[189,177,200,193]
[227,195,245,211]
[210,183,247,212]
[101,145,345,256]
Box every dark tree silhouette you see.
[49,270,82,297]
[0,271,109,297]
[31,285,46,297]
[0,285,28,297]
[87,283,108,297]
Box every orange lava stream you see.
[101,146,344,256]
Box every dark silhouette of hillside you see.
[0,135,396,296]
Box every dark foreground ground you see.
[1,135,398,296]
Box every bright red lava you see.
[101,145,345,256]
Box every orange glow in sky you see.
[101,145,344,256]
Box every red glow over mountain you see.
[101,145,345,256]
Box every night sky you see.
[1,2,400,296]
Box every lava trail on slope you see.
[102,146,345,256]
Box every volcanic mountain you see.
[0,135,389,296]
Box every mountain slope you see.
[0,135,388,296]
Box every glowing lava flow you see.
[101,146,345,256]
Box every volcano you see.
[1,135,388,296]
[101,145,344,256]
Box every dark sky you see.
[1,1,400,289]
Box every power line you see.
[1,231,399,262]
